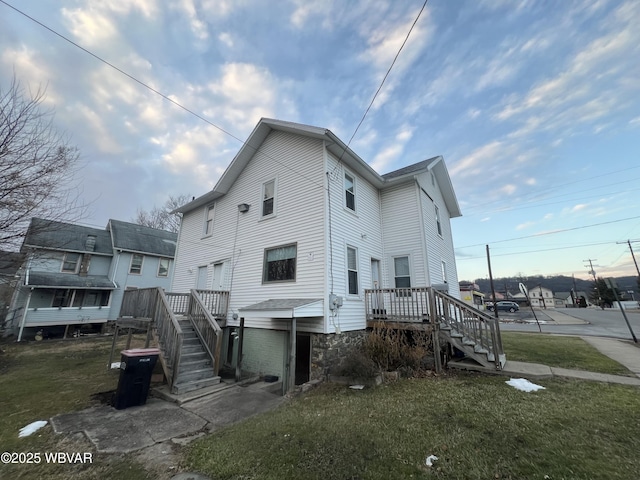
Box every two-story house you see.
[8,218,177,340]
[170,118,463,387]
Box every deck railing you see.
[365,287,431,323]
[120,287,183,389]
[195,289,229,321]
[365,287,504,370]
[188,289,223,376]
[166,292,190,315]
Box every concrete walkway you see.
[581,336,640,378]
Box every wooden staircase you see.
[365,287,505,371]
[433,290,506,370]
[170,317,221,394]
[119,287,229,395]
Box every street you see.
[498,307,640,341]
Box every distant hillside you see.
[467,275,639,296]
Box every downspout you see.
[17,288,33,342]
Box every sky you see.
[1,0,639,283]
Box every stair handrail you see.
[432,289,504,370]
[155,288,184,389]
[119,287,183,389]
[188,289,223,376]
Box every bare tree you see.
[133,194,191,233]
[0,75,84,249]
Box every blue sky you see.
[2,0,639,282]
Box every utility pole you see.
[583,258,600,308]
[583,259,598,282]
[617,240,640,277]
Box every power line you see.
[0,0,326,191]
[457,215,640,249]
[456,240,615,260]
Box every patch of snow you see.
[110,362,121,369]
[425,454,438,466]
[19,420,47,437]
[506,378,546,392]
[349,385,365,390]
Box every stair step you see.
[176,367,217,384]
[182,344,206,354]
[179,358,212,372]
[183,337,201,346]
[181,351,208,362]
[172,376,221,395]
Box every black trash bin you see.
[113,348,160,410]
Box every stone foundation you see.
[310,330,368,380]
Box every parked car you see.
[487,301,519,313]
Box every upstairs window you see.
[204,205,215,236]
[262,179,275,217]
[130,254,144,274]
[52,289,72,307]
[435,205,442,236]
[344,172,355,211]
[347,246,359,295]
[62,253,80,273]
[158,258,170,277]
[441,260,448,283]
[263,244,297,283]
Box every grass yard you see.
[501,332,634,376]
[2,331,639,479]
[0,336,153,480]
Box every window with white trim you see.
[62,253,80,273]
[158,258,170,277]
[394,256,411,289]
[129,254,144,274]
[204,205,215,236]
[435,205,442,236]
[441,260,448,283]
[344,172,355,211]
[262,179,275,217]
[347,246,358,295]
[263,244,297,283]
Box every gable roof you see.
[108,220,177,258]
[23,218,113,255]
[175,118,461,218]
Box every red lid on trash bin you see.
[121,348,161,357]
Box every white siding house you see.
[172,118,462,384]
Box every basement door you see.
[295,333,311,385]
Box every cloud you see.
[1,47,60,106]
[516,221,535,230]
[62,7,119,46]
[172,0,209,41]
[370,124,414,172]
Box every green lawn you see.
[0,337,152,480]
[501,332,634,376]
[185,377,640,479]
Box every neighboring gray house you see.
[170,118,463,386]
[6,218,177,340]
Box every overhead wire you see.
[0,0,326,191]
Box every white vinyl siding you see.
[325,155,384,332]
[416,171,460,299]
[171,130,327,331]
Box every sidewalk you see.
[538,309,589,325]
[580,336,640,378]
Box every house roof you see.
[0,251,25,276]
[23,218,113,255]
[108,219,177,258]
[26,271,116,289]
[238,298,324,318]
[175,118,461,218]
